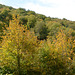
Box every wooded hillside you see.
[0,4,75,75]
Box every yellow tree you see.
[48,30,74,74]
[39,29,74,75]
[0,15,40,75]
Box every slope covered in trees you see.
[0,4,75,75]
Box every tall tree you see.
[0,15,40,75]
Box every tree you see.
[26,15,36,28]
[38,30,74,75]
[46,21,61,36]
[0,15,40,75]
[34,21,48,40]
[19,16,28,25]
[36,14,46,20]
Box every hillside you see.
[0,4,75,75]
[0,4,75,39]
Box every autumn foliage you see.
[0,14,75,75]
[0,16,40,75]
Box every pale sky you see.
[0,0,75,21]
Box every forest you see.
[0,4,75,75]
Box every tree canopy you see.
[0,4,75,75]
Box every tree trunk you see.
[17,48,20,75]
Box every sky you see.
[0,0,75,21]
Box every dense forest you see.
[0,4,75,75]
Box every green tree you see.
[26,15,36,28]
[34,21,48,40]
